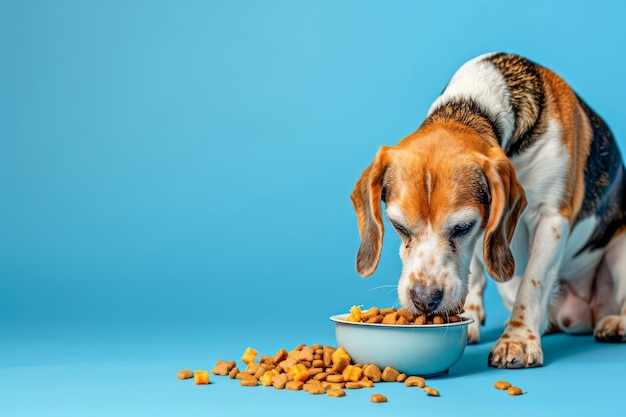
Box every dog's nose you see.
[410,286,443,313]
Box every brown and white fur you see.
[351,53,626,368]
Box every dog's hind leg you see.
[593,232,626,342]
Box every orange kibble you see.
[341,364,363,382]
[494,380,512,390]
[194,370,210,385]
[260,369,280,386]
[241,347,258,364]
[287,363,311,382]
[331,347,351,365]
[346,305,362,322]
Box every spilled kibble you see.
[181,343,440,404]
[508,386,524,396]
[423,386,440,396]
[370,393,388,403]
[405,376,426,388]
[177,369,193,380]
[494,380,512,390]
[194,370,210,385]
[327,388,346,397]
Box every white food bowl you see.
[330,314,474,377]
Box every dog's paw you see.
[594,315,626,343]
[488,336,543,368]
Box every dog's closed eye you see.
[391,221,411,238]
[449,221,476,239]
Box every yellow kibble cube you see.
[194,370,210,385]
[241,347,258,365]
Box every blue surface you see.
[1,1,626,416]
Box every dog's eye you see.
[391,221,410,237]
[450,222,475,239]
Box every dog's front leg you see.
[488,213,569,368]
[464,255,486,343]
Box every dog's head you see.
[351,123,526,316]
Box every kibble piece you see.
[241,377,259,387]
[331,347,351,364]
[342,365,363,382]
[326,374,345,383]
[327,388,346,397]
[366,315,384,323]
[291,343,307,353]
[321,381,338,389]
[381,366,400,382]
[346,305,362,322]
[241,347,258,364]
[345,381,363,389]
[304,381,326,395]
[382,312,399,324]
[228,366,239,379]
[396,316,409,325]
[396,373,407,382]
[432,316,445,324]
[253,366,266,379]
[272,348,288,365]
[177,369,193,380]
[414,315,427,325]
[236,371,255,381]
[260,369,280,386]
[423,386,440,396]
[508,386,523,396]
[288,363,310,382]
[279,358,298,371]
[246,362,262,375]
[360,307,380,321]
[362,364,382,382]
[379,307,396,315]
[285,380,304,391]
[370,393,388,403]
[272,373,289,389]
[313,372,329,381]
[298,346,315,362]
[194,370,210,385]
[312,359,325,368]
[404,376,426,388]
[331,357,349,373]
[449,315,461,323]
[494,380,512,390]
[397,308,415,322]
[212,361,232,376]
[359,378,374,388]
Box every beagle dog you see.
[351,53,626,368]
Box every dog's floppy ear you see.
[482,147,527,282]
[350,146,391,277]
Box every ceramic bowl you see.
[330,313,474,377]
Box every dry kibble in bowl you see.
[344,306,463,325]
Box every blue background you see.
[2,1,625,416]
